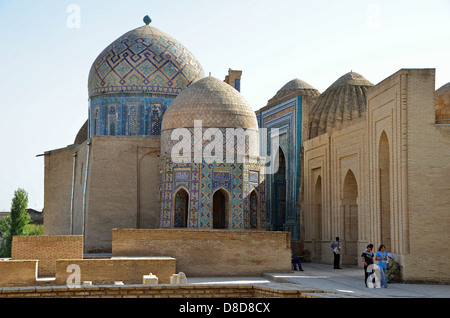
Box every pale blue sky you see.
[0,0,449,211]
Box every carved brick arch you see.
[378,130,391,251]
[313,174,323,260]
[342,169,359,265]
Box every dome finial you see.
[143,15,152,25]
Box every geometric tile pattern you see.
[88,25,204,98]
[256,93,302,240]
[89,94,174,137]
[160,156,266,230]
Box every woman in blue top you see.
[375,245,388,288]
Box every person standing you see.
[331,237,342,269]
[375,244,388,288]
[361,244,374,287]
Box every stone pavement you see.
[189,262,450,298]
[266,263,450,298]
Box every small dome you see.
[74,120,88,144]
[88,22,204,98]
[308,72,373,139]
[267,78,320,107]
[435,82,450,124]
[161,76,258,131]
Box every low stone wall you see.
[0,284,317,298]
[55,257,176,285]
[112,229,292,276]
[12,235,83,277]
[0,259,38,287]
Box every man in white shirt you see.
[331,237,342,269]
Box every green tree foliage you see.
[26,224,44,236]
[1,188,31,257]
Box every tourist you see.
[291,251,304,271]
[385,252,399,283]
[375,245,388,288]
[361,244,374,287]
[331,237,342,269]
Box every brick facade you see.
[55,257,175,285]
[112,229,291,276]
[303,69,450,283]
[0,259,38,287]
[11,235,83,277]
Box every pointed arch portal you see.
[174,188,189,228]
[212,189,229,229]
[379,131,391,251]
[342,169,358,265]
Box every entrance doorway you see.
[379,131,391,251]
[212,189,229,229]
[342,169,358,265]
[249,190,258,229]
[274,147,286,231]
[174,188,189,228]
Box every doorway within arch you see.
[379,131,391,251]
[249,190,258,229]
[212,189,229,229]
[342,169,358,265]
[313,175,323,260]
[174,188,189,228]
[274,147,286,231]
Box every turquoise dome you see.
[88,23,204,98]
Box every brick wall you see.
[0,284,321,298]
[55,257,175,285]
[112,229,292,276]
[302,69,449,283]
[0,259,38,287]
[43,145,77,236]
[12,235,83,277]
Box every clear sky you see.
[0,0,449,211]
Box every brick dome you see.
[308,72,373,139]
[267,78,320,107]
[435,82,450,124]
[161,76,258,131]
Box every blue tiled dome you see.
[88,23,204,98]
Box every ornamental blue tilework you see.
[88,94,174,137]
[257,97,301,241]
[160,156,266,230]
[88,25,204,98]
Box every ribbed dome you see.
[267,78,320,107]
[308,72,373,139]
[435,82,450,124]
[88,23,204,98]
[161,76,258,130]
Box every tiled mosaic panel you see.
[88,25,204,97]
[160,157,266,230]
[89,95,174,137]
[249,191,258,228]
[257,97,301,240]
